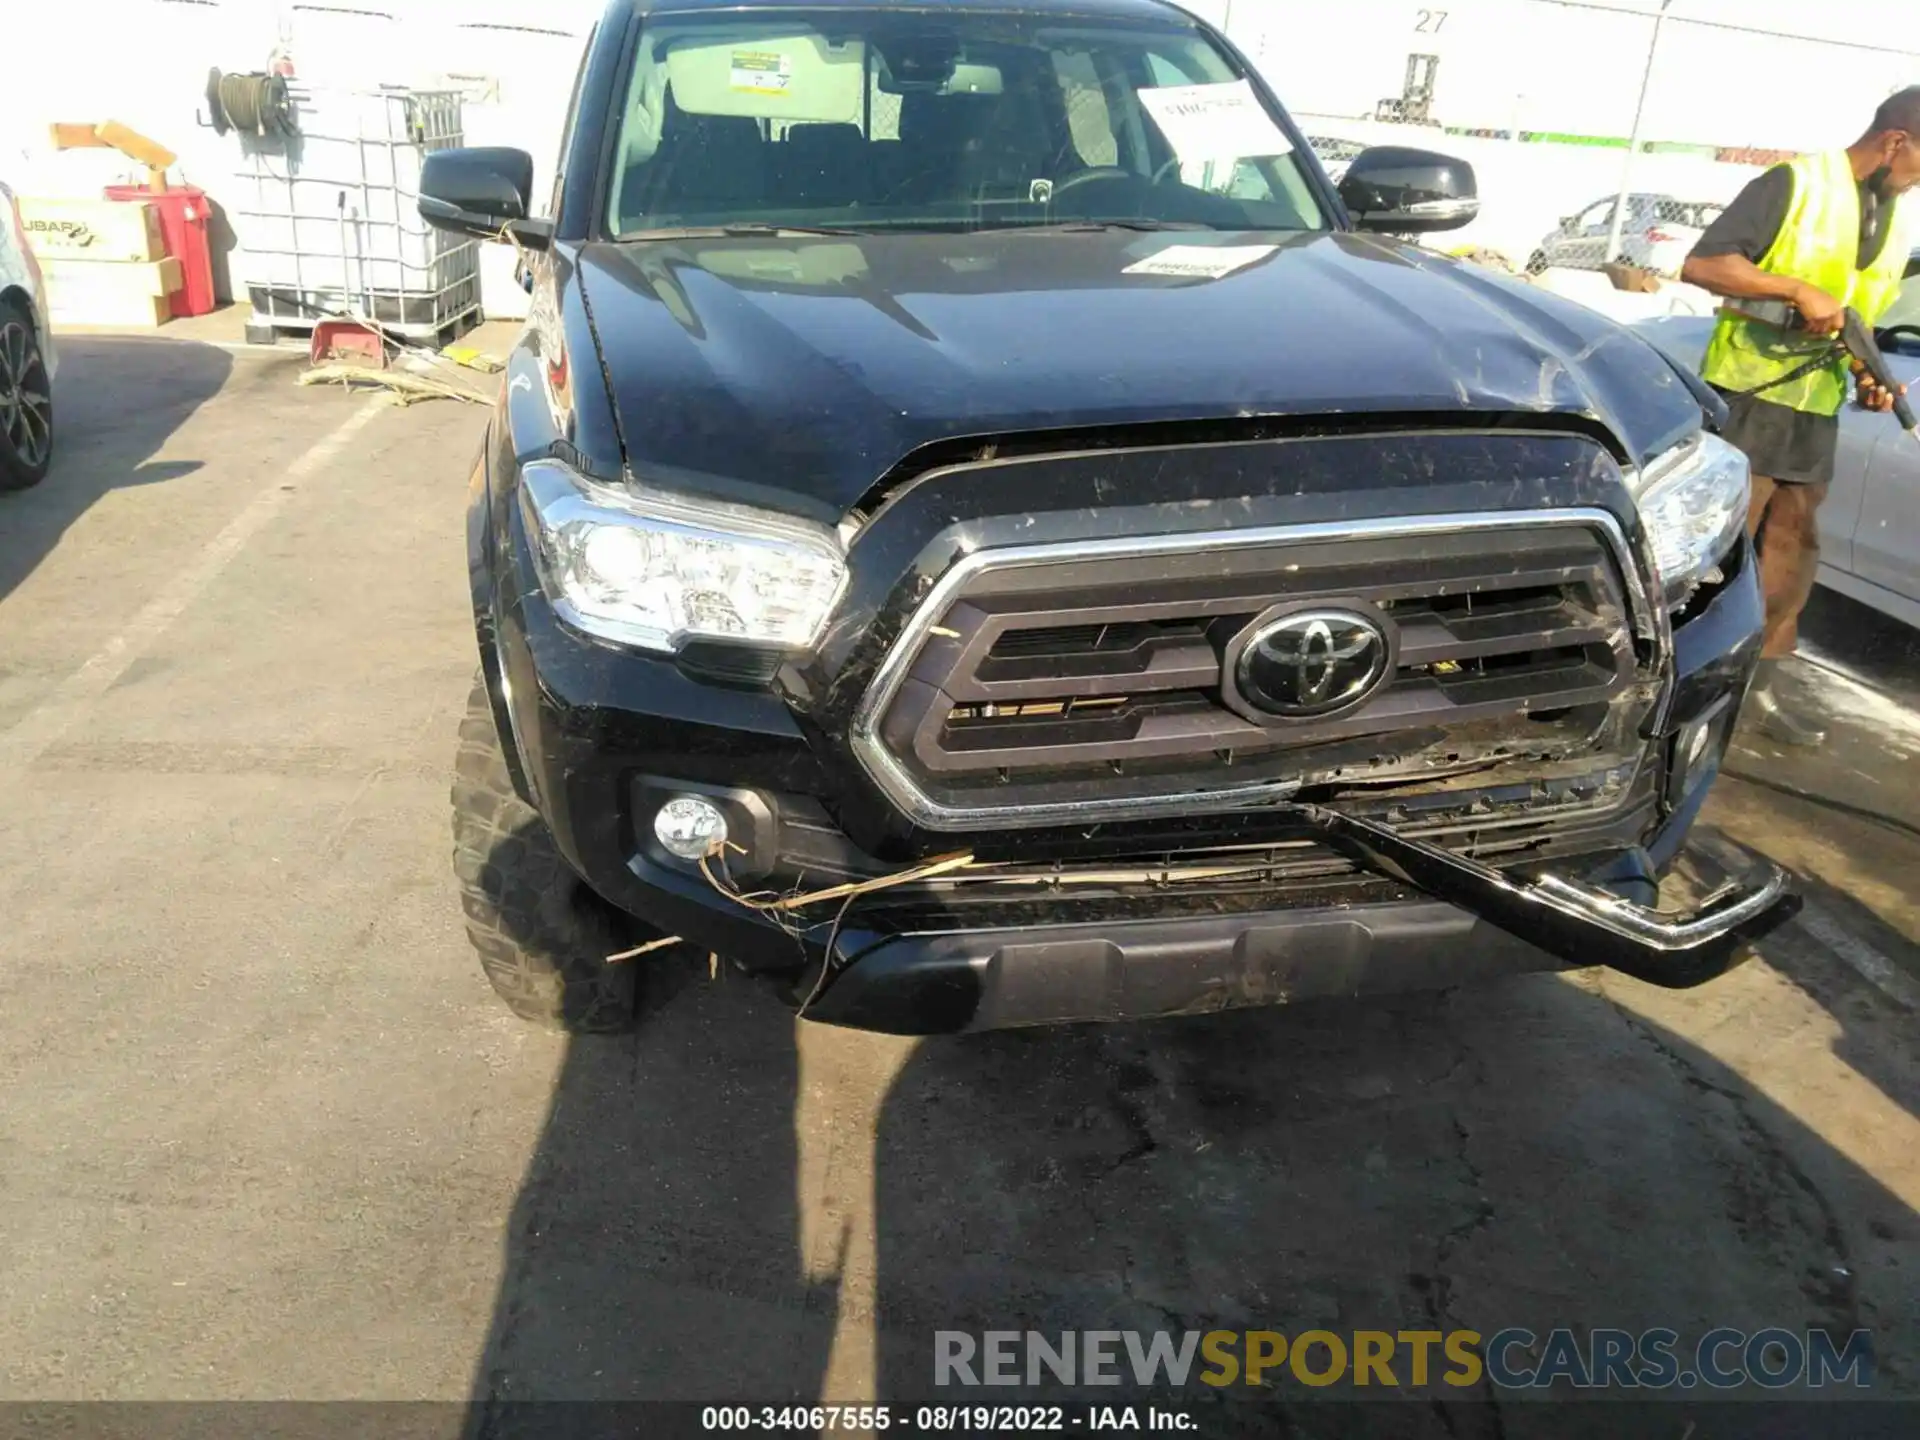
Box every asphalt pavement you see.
[0,336,1915,1437]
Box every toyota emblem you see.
[1230,607,1393,720]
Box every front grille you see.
[857,514,1654,828]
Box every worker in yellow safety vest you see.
[1683,88,1920,746]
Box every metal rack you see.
[230,86,480,344]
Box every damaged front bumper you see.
[1295,805,1799,988]
[801,810,1799,1034]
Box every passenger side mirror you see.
[1339,146,1480,234]
[419,147,553,250]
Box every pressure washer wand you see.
[1835,307,1920,448]
[1747,300,1920,446]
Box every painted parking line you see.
[0,399,387,779]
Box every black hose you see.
[1721,309,1915,429]
[205,69,295,138]
[1721,764,1920,844]
[1727,339,1847,401]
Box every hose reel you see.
[204,70,296,138]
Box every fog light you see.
[654,795,729,862]
[1668,700,1733,807]
[1680,718,1716,775]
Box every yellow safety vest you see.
[1700,149,1919,416]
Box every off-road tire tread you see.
[450,675,639,1031]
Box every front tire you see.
[0,299,53,491]
[450,674,644,1032]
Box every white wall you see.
[2,0,278,197]
[1211,0,1918,154]
[1195,0,1910,264]
[0,0,595,316]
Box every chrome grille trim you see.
[851,509,1665,832]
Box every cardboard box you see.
[18,197,167,263]
[43,256,183,328]
[49,293,172,329]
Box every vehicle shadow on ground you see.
[464,959,838,1439]
[468,950,1913,1438]
[1749,861,1920,1132]
[0,337,230,610]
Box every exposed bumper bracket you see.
[1292,803,1799,988]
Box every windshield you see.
[607,8,1327,237]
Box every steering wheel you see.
[1150,156,1185,187]
[1878,324,1920,346]
[1045,165,1135,198]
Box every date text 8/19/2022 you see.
[700,1405,1196,1432]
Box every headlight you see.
[519,459,848,654]
[1632,432,1751,605]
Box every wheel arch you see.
[466,426,538,808]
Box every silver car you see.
[1529,193,1725,277]
[0,178,56,492]
[1632,249,1920,631]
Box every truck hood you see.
[574,229,1703,519]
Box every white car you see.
[1632,249,1920,631]
[1528,192,1725,277]
[0,178,56,491]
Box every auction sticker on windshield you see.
[730,51,793,95]
[1139,79,1292,163]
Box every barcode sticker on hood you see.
[1123,244,1278,280]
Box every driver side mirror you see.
[420,147,553,250]
[1338,146,1479,234]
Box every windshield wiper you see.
[975,219,1219,234]
[616,223,868,241]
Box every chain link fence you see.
[1521,194,1727,275]
[1297,126,1754,293]
[1294,127,1772,281]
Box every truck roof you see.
[625,0,1196,25]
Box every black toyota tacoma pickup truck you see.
[422,0,1798,1035]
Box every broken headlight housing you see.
[1632,432,1751,606]
[520,459,848,654]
